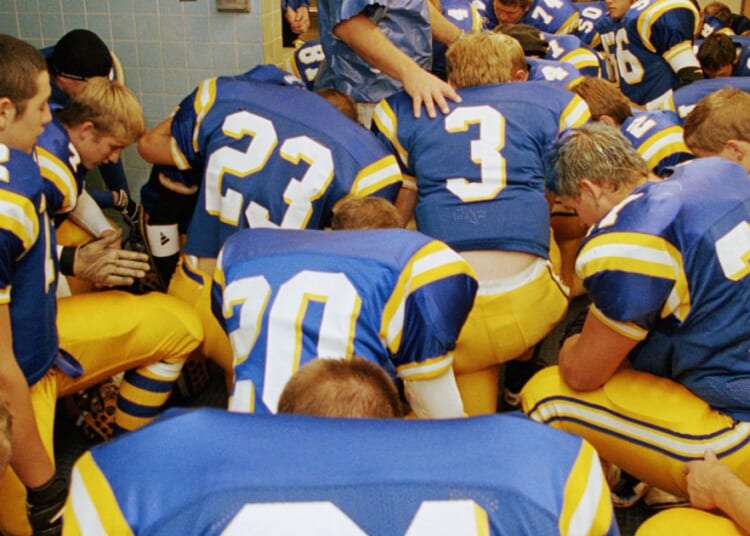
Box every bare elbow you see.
[559,358,604,392]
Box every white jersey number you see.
[716,221,750,281]
[205,110,334,229]
[445,105,507,203]
[223,270,361,412]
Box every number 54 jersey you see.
[168,76,403,259]
[212,228,478,414]
[65,409,618,536]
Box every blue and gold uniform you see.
[166,75,403,377]
[597,0,701,107]
[315,0,433,102]
[660,75,750,119]
[279,40,324,90]
[433,0,484,80]
[621,109,693,175]
[574,1,606,47]
[543,31,606,78]
[527,57,584,88]
[520,0,582,36]
[213,228,477,414]
[522,157,750,497]
[64,409,618,536]
[35,117,83,217]
[373,82,589,413]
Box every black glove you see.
[560,307,589,347]
[676,66,704,88]
[27,475,67,536]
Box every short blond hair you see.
[278,357,404,418]
[57,76,145,144]
[572,77,632,125]
[447,32,522,88]
[683,88,750,154]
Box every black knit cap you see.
[495,23,549,57]
[49,29,113,81]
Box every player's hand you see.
[26,475,67,536]
[291,6,310,34]
[74,230,151,288]
[684,450,733,511]
[401,66,461,119]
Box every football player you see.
[522,123,750,502]
[64,408,617,535]
[595,0,703,108]
[137,73,404,385]
[0,35,203,535]
[372,32,590,414]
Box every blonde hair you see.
[447,32,522,88]
[572,77,632,125]
[683,88,750,154]
[57,76,145,144]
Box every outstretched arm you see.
[333,14,461,118]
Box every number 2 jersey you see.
[168,76,403,258]
[65,408,618,536]
[372,81,590,255]
[213,228,477,414]
[620,109,692,176]
[0,145,57,385]
[35,116,85,217]
[576,157,750,420]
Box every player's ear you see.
[0,98,16,129]
[79,120,98,140]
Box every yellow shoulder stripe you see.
[0,190,39,252]
[372,100,409,168]
[35,146,78,214]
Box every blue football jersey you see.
[213,228,478,414]
[433,0,484,80]
[597,0,700,107]
[543,31,606,78]
[527,57,584,89]
[280,40,325,90]
[35,116,85,217]
[620,109,693,176]
[577,158,750,420]
[662,76,750,120]
[168,76,403,258]
[372,82,590,255]
[65,408,619,535]
[0,145,58,385]
[520,0,581,36]
[574,1,607,46]
[315,0,433,102]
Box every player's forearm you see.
[68,189,117,238]
[428,3,463,45]
[0,308,54,488]
[713,472,750,532]
[403,367,465,418]
[333,15,424,85]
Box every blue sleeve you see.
[649,7,697,54]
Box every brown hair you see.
[703,1,733,23]
[57,76,145,144]
[278,357,404,418]
[572,77,632,125]
[683,88,750,153]
[332,197,403,230]
[0,35,47,116]
[697,33,737,75]
[316,88,358,123]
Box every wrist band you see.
[59,246,77,276]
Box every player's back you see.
[373,81,590,255]
[520,0,580,35]
[620,109,692,175]
[543,31,605,77]
[215,228,477,414]
[0,145,58,384]
[170,76,402,258]
[66,408,619,535]
[579,157,750,420]
[667,76,750,119]
[527,57,583,89]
